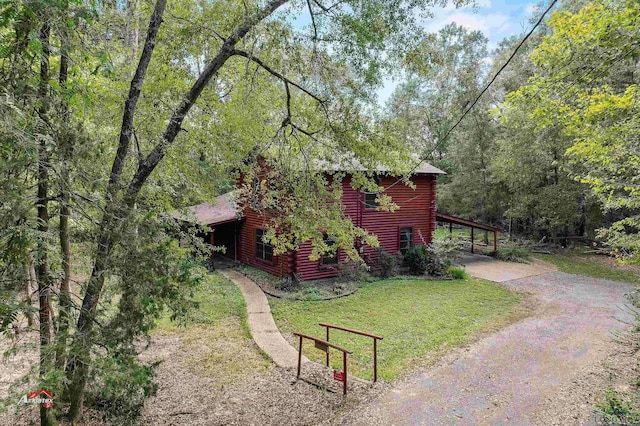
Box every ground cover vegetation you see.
[538,251,640,285]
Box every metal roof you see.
[314,159,446,175]
[436,212,503,233]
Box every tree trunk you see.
[36,18,55,426]
[24,259,35,327]
[67,0,289,420]
[56,3,72,370]
[67,0,168,419]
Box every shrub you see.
[301,286,322,300]
[425,245,451,277]
[376,247,402,278]
[432,234,464,263]
[338,261,368,282]
[85,354,159,426]
[493,240,532,263]
[595,388,640,424]
[404,245,429,275]
[448,266,467,280]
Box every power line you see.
[385,0,560,192]
[437,0,559,146]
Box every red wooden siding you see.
[349,174,436,269]
[292,174,437,281]
[294,242,343,281]
[237,208,292,277]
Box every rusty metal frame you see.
[293,332,352,395]
[319,323,383,383]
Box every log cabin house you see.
[182,162,445,281]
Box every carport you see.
[435,212,502,254]
[175,193,242,265]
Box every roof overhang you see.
[173,192,242,226]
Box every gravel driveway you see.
[335,272,636,425]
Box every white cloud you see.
[425,11,512,35]
[525,2,538,16]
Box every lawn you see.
[153,272,270,383]
[537,252,640,285]
[271,277,522,381]
[155,271,246,332]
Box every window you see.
[321,234,338,265]
[255,229,273,261]
[364,175,380,209]
[399,227,413,254]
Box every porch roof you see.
[175,192,241,226]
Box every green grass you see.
[154,272,271,383]
[155,271,246,332]
[537,252,640,285]
[271,277,522,381]
[434,227,471,240]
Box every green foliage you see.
[271,277,520,380]
[595,388,640,425]
[431,235,463,264]
[301,287,322,301]
[493,241,532,263]
[404,245,429,275]
[388,23,505,227]
[154,271,247,340]
[495,0,640,260]
[85,354,159,426]
[448,266,467,280]
[376,247,402,278]
[404,241,459,277]
[0,299,20,337]
[538,252,640,285]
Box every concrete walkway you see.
[219,269,308,369]
[459,253,556,282]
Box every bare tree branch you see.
[307,0,319,43]
[109,0,167,200]
[231,49,326,105]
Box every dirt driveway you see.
[459,253,556,282]
[336,272,636,425]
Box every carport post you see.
[470,227,474,254]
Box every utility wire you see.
[437,0,559,146]
[385,0,560,192]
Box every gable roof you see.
[176,159,444,226]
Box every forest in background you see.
[395,0,639,257]
[0,0,638,424]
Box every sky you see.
[376,0,541,104]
